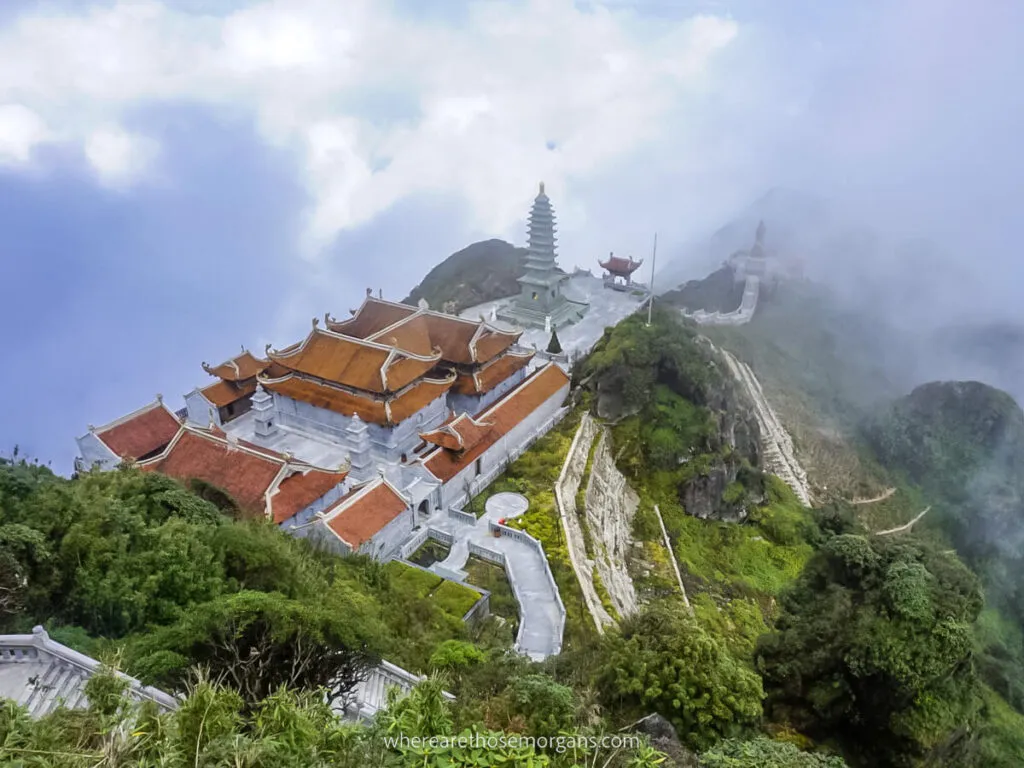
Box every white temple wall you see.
[435,382,569,509]
[278,479,352,534]
[447,367,528,418]
[302,507,414,562]
[271,392,449,463]
[358,508,415,561]
[184,391,219,426]
[74,433,119,472]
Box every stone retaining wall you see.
[583,429,639,617]
[554,414,616,632]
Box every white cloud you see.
[0,0,739,251]
[84,126,159,187]
[0,103,50,165]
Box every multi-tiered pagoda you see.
[498,183,588,330]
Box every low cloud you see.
[0,0,739,256]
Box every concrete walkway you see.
[425,493,564,660]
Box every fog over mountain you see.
[1,0,1022,468]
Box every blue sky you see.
[1,0,1023,471]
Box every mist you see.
[1,0,1023,468]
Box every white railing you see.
[488,521,566,656]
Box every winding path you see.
[874,506,931,536]
[426,493,565,660]
[848,487,896,505]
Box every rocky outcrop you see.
[554,414,616,632]
[629,714,699,767]
[583,429,639,618]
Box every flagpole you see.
[646,232,658,326]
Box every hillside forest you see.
[3,287,1024,765]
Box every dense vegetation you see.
[864,380,1024,724]
[6,274,1024,764]
[0,461,480,700]
[403,239,529,313]
[758,534,984,766]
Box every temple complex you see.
[497,183,589,330]
[76,293,569,560]
[599,252,644,290]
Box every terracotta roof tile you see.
[271,467,350,524]
[420,413,492,452]
[324,479,408,549]
[267,328,438,393]
[199,379,257,407]
[600,255,643,275]
[260,373,453,426]
[95,401,181,461]
[453,351,534,395]
[138,425,347,523]
[368,313,436,357]
[204,351,269,381]
[329,298,418,339]
[423,363,570,482]
[333,299,521,366]
[472,326,521,363]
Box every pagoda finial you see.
[756,220,766,244]
[539,181,545,195]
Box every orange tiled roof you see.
[330,298,521,366]
[472,325,521,363]
[94,400,181,461]
[138,425,347,523]
[199,378,258,408]
[267,327,439,393]
[328,298,418,339]
[324,478,409,549]
[423,363,570,482]
[420,413,492,452]
[453,350,534,395]
[260,372,454,426]
[203,350,269,381]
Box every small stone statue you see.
[489,305,497,322]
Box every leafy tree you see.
[700,737,848,767]
[756,534,984,766]
[429,639,486,672]
[596,603,763,750]
[128,589,382,707]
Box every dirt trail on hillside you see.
[849,487,897,505]
[875,506,931,536]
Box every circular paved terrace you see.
[484,492,529,522]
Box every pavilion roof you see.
[202,350,269,381]
[90,399,180,462]
[137,423,348,523]
[329,297,522,366]
[197,379,257,408]
[419,413,492,452]
[321,477,409,550]
[599,254,643,275]
[259,371,455,426]
[266,325,440,394]
[453,349,534,395]
[422,363,569,482]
